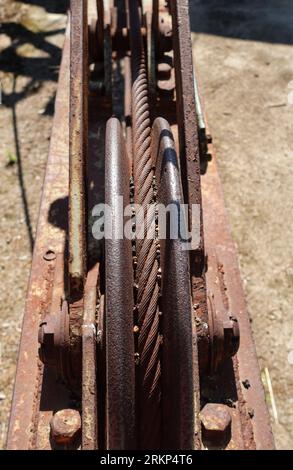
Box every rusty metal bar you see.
[170,0,202,237]
[69,0,88,297]
[170,0,209,375]
[152,117,200,450]
[105,118,136,450]
[7,26,71,450]
[82,266,99,450]
[67,0,89,388]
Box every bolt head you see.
[50,409,81,445]
[200,403,231,444]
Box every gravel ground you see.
[0,0,292,449]
[191,0,293,449]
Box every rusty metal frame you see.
[202,148,275,449]
[7,0,274,450]
[170,0,210,378]
[170,0,202,246]
[7,26,71,450]
[69,0,88,296]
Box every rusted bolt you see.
[50,409,81,445]
[43,249,56,261]
[200,403,232,444]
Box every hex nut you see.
[200,403,232,443]
[50,409,81,445]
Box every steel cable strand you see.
[129,0,162,449]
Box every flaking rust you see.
[7,0,274,451]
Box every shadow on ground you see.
[21,0,68,14]
[0,2,68,252]
[0,22,64,109]
[190,0,293,45]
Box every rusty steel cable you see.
[128,0,162,449]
